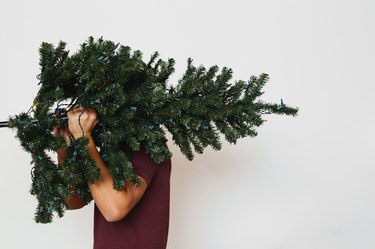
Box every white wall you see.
[0,0,374,248]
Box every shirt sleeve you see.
[131,145,158,186]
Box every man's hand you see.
[67,107,99,140]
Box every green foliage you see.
[7,36,298,223]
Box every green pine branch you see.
[6,35,299,223]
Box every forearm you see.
[86,136,139,221]
[64,108,148,221]
[56,148,86,210]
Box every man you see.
[54,107,172,249]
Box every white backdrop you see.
[0,0,374,248]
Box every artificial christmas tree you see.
[2,36,298,223]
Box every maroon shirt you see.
[93,144,172,249]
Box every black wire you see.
[78,108,86,137]
[26,105,33,114]
[0,121,9,128]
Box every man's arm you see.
[53,125,86,210]
[86,136,148,222]
[56,135,148,220]
[66,107,149,223]
[56,148,86,210]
